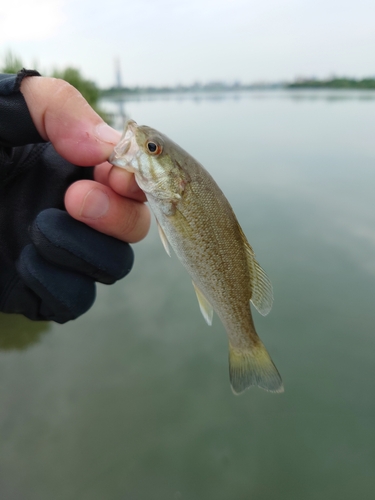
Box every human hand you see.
[0,71,150,323]
[20,75,150,243]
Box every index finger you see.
[20,76,120,166]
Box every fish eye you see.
[146,141,163,155]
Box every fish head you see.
[109,120,191,202]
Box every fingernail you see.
[94,123,121,145]
[80,188,110,219]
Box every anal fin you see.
[192,281,213,326]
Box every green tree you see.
[1,51,23,74]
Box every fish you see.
[109,120,283,394]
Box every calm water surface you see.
[1,90,375,499]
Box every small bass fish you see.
[109,120,283,394]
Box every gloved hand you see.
[4,207,133,323]
[0,70,146,323]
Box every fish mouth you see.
[109,119,140,171]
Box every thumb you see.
[20,76,120,166]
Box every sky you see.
[1,0,375,88]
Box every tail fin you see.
[229,342,284,395]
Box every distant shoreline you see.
[288,77,375,90]
[100,78,375,97]
[100,83,283,97]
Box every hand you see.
[20,76,150,243]
[0,72,150,323]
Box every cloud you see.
[0,1,66,43]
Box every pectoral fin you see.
[156,220,171,257]
[192,281,213,326]
[237,224,273,316]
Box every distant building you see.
[115,58,123,89]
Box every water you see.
[1,90,375,499]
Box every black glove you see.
[0,70,134,323]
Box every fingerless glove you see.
[0,70,133,323]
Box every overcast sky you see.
[1,0,375,88]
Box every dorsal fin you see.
[237,224,273,316]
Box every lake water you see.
[1,90,375,499]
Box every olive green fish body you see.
[110,120,283,394]
[154,171,254,343]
